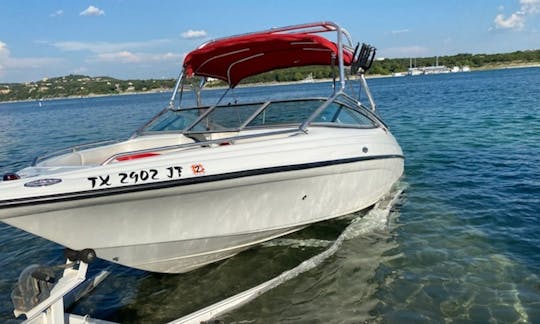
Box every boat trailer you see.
[11,249,111,324]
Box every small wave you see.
[261,238,333,249]
[343,184,405,240]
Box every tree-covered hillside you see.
[369,49,540,75]
[0,75,175,102]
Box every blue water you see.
[1,68,539,322]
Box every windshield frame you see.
[138,92,383,137]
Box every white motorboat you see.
[0,22,403,274]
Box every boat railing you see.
[299,92,341,132]
[300,90,385,131]
[100,128,302,166]
[31,140,120,167]
[334,92,383,126]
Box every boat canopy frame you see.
[159,21,380,133]
[171,22,355,102]
[168,21,359,108]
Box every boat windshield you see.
[142,97,377,135]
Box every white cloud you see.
[50,9,64,17]
[0,42,6,76]
[149,52,180,62]
[520,0,540,14]
[0,41,61,65]
[53,41,121,53]
[90,51,179,64]
[96,51,140,63]
[390,29,410,35]
[494,13,526,30]
[181,29,208,39]
[0,41,62,80]
[382,45,429,57]
[493,0,540,30]
[50,39,171,53]
[0,41,10,58]
[161,52,177,60]
[6,57,62,69]
[72,67,88,75]
[80,5,105,17]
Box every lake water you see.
[1,68,539,323]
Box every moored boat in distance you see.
[0,22,404,274]
[407,56,470,75]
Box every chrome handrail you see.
[359,74,376,111]
[334,93,386,129]
[168,70,184,109]
[299,92,341,132]
[101,129,302,166]
[239,101,272,129]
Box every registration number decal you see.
[87,166,184,188]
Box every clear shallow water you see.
[1,68,539,322]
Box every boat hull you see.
[1,156,403,273]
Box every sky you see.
[1,0,539,83]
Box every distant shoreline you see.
[1,63,539,105]
[0,89,171,105]
[467,61,540,71]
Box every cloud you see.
[181,29,208,39]
[493,0,540,30]
[52,41,121,53]
[0,41,7,75]
[90,51,179,64]
[0,40,62,79]
[494,13,526,30]
[0,41,9,58]
[44,38,178,67]
[50,39,171,53]
[382,45,429,57]
[521,0,540,14]
[159,52,178,60]
[96,51,141,63]
[5,57,62,69]
[80,5,105,17]
[390,29,410,35]
[71,67,88,75]
[50,9,64,17]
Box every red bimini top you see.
[183,32,353,88]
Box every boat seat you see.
[37,134,195,167]
[39,152,84,167]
